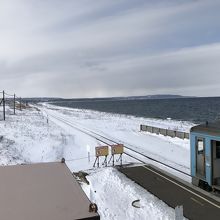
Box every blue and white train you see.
[190,121,220,191]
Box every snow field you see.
[0,107,70,164]
[0,104,192,219]
[42,103,193,178]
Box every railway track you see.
[43,109,191,179]
[42,107,220,220]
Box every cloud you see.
[0,0,220,97]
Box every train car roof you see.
[191,121,220,137]
[0,162,99,220]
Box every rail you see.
[45,111,192,178]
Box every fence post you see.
[3,90,5,121]
[20,97,22,111]
[14,94,16,115]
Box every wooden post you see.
[3,90,5,121]
[20,97,21,111]
[14,94,16,115]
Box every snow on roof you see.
[0,162,99,220]
[191,121,220,136]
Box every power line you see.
[5,92,14,97]
[0,90,22,120]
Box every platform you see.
[0,162,99,220]
[119,165,220,220]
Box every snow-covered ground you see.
[0,103,193,220]
[41,103,193,180]
[82,167,177,220]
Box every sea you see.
[51,97,220,124]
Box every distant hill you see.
[125,94,193,100]
[52,94,195,102]
[100,94,193,101]
[22,94,195,103]
[22,97,63,103]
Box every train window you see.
[197,138,204,154]
[216,141,220,158]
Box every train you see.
[190,121,220,192]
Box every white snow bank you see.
[82,167,185,220]
[41,103,192,180]
[0,107,71,164]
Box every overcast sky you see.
[0,0,220,98]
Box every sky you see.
[0,0,220,98]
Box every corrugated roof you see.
[0,162,99,220]
[190,121,220,137]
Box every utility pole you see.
[20,97,22,111]
[14,94,16,115]
[3,90,5,121]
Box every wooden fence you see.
[140,125,189,139]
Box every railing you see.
[140,124,189,139]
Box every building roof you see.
[0,162,99,220]
[190,121,220,137]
